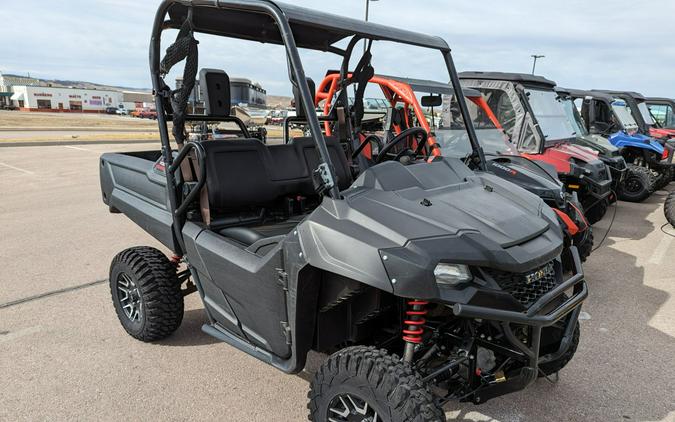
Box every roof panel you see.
[165,0,449,52]
[459,71,556,88]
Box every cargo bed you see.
[100,150,177,250]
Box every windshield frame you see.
[611,99,639,132]
[522,87,578,145]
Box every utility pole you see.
[531,55,545,75]
[364,0,379,52]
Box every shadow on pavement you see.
[157,309,219,347]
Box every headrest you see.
[199,68,230,117]
[293,78,315,118]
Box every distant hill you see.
[43,79,151,93]
[267,95,293,109]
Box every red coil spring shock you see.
[403,300,428,344]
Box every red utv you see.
[459,72,613,225]
[646,97,675,141]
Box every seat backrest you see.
[200,136,352,213]
[289,136,353,191]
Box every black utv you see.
[99,1,586,420]
[458,72,614,225]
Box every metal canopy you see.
[458,71,556,89]
[376,75,483,99]
[559,87,614,103]
[165,0,450,52]
[646,97,675,103]
[377,75,454,95]
[594,90,646,102]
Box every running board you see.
[202,323,276,365]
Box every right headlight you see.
[434,263,472,286]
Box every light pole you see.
[364,0,379,52]
[531,54,545,75]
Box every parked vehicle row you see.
[97,1,672,421]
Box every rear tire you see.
[618,165,652,203]
[654,166,673,191]
[666,190,675,228]
[109,246,183,341]
[308,346,445,422]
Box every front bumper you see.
[451,247,587,402]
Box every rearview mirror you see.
[421,95,442,107]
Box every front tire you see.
[109,246,184,341]
[618,165,652,203]
[308,346,445,422]
[666,190,675,228]
[538,321,580,376]
[584,199,608,225]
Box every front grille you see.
[483,262,557,307]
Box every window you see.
[524,89,577,142]
[649,103,675,128]
[37,99,51,109]
[69,101,83,111]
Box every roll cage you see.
[149,0,482,255]
[458,71,576,155]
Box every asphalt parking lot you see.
[1,141,674,422]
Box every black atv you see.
[555,87,628,195]
[458,72,613,225]
[100,1,586,420]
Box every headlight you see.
[434,263,472,286]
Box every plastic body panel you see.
[99,151,177,250]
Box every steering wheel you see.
[352,134,384,160]
[376,127,429,164]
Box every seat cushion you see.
[218,219,301,246]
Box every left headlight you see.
[434,263,472,286]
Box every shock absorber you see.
[402,299,428,362]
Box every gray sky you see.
[2,0,674,97]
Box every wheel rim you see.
[327,393,380,422]
[117,273,143,324]
[624,176,644,194]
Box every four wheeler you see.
[666,190,675,228]
[595,90,675,189]
[315,72,593,268]
[646,97,675,139]
[555,87,628,194]
[597,90,675,143]
[568,89,674,196]
[99,1,587,420]
[459,72,613,225]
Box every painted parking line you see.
[0,161,34,175]
[63,145,95,152]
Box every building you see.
[0,73,40,107]
[177,75,267,112]
[121,90,155,112]
[230,78,267,107]
[10,85,123,112]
